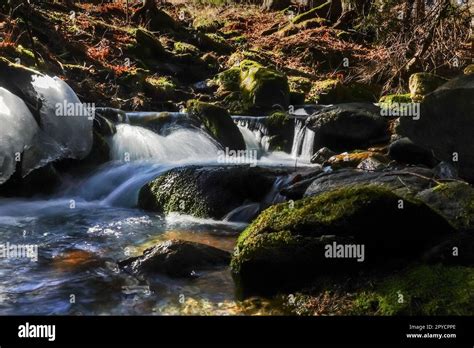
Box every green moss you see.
[144,76,177,99]
[217,59,290,113]
[288,76,313,100]
[217,66,241,91]
[267,111,290,129]
[230,35,247,45]
[408,72,447,101]
[279,17,328,36]
[291,1,330,24]
[193,17,224,32]
[173,41,200,55]
[186,99,245,150]
[352,264,474,315]
[379,93,412,104]
[236,185,413,247]
[239,60,290,111]
[309,79,378,103]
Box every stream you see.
[0,109,317,315]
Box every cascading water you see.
[291,120,315,161]
[109,124,221,162]
[232,116,270,154]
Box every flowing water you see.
[0,113,313,315]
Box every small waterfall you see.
[291,120,315,160]
[232,116,270,154]
[301,127,315,160]
[222,203,261,223]
[109,124,221,162]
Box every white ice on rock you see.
[0,87,38,184]
[31,75,93,159]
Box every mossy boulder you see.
[408,72,447,101]
[265,111,294,152]
[303,166,441,200]
[310,79,379,104]
[239,60,290,111]
[218,60,290,114]
[138,165,279,219]
[195,33,233,55]
[143,76,177,100]
[416,182,474,231]
[232,185,454,293]
[186,99,245,151]
[143,7,180,32]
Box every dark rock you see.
[93,114,116,137]
[396,74,474,182]
[305,103,389,152]
[304,167,438,198]
[138,165,283,219]
[422,233,474,266]
[388,137,438,167]
[119,239,230,278]
[311,147,336,164]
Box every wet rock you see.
[0,163,61,197]
[388,137,438,167]
[138,165,282,219]
[231,184,454,293]
[396,74,474,182]
[357,156,387,171]
[305,103,389,152]
[119,239,231,278]
[304,166,438,198]
[311,147,336,164]
[325,151,388,170]
[186,99,245,151]
[93,114,116,137]
[265,111,294,152]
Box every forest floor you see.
[0,1,468,112]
